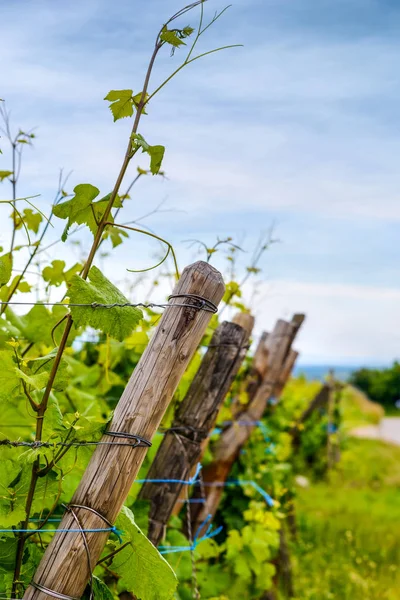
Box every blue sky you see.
[1,0,399,365]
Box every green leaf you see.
[28,352,71,393]
[53,186,120,241]
[91,576,114,600]
[148,145,165,175]
[68,266,142,341]
[0,253,12,287]
[0,350,20,402]
[15,208,42,234]
[0,170,13,182]
[103,226,129,248]
[111,506,178,600]
[0,539,18,570]
[15,367,49,391]
[104,89,134,121]
[42,260,82,287]
[52,183,100,241]
[160,26,186,47]
[131,134,165,175]
[4,304,68,346]
[132,92,149,115]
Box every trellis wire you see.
[0,292,218,314]
[0,431,151,450]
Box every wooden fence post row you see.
[139,318,254,546]
[25,261,225,600]
[189,315,305,533]
[27,257,306,600]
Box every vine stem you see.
[10,141,17,254]
[11,35,163,599]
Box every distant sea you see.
[293,365,359,382]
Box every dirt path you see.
[351,417,400,446]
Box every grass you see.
[340,384,384,430]
[291,437,400,599]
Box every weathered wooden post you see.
[290,383,331,447]
[272,349,299,401]
[138,318,252,546]
[25,261,225,600]
[230,329,269,418]
[169,312,256,519]
[287,382,332,541]
[190,315,304,532]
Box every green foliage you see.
[350,362,400,408]
[53,183,100,240]
[14,208,42,233]
[3,304,68,346]
[68,266,142,340]
[131,134,165,174]
[108,506,178,600]
[102,225,129,248]
[0,349,20,402]
[42,260,82,287]
[0,253,12,286]
[104,89,135,121]
[52,184,122,241]
[160,25,194,48]
[0,170,13,181]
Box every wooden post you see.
[25,261,225,600]
[230,330,269,418]
[138,319,252,546]
[290,383,331,446]
[231,312,255,335]
[276,526,295,598]
[190,316,304,532]
[272,349,298,401]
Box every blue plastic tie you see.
[136,462,202,486]
[158,514,223,555]
[202,479,274,508]
[0,527,118,534]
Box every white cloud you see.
[249,280,400,364]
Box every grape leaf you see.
[68,266,142,341]
[0,539,18,570]
[4,304,69,346]
[131,134,165,175]
[52,183,100,241]
[15,208,42,234]
[0,275,31,300]
[0,253,12,287]
[104,90,134,121]
[42,260,82,286]
[103,226,129,248]
[28,352,71,392]
[91,576,114,600]
[15,367,49,391]
[0,350,21,402]
[111,506,178,600]
[0,170,13,182]
[160,26,187,47]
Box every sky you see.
[1,0,399,365]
